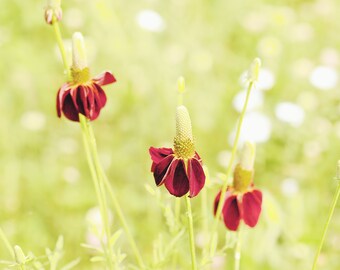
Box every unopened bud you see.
[14,245,26,264]
[248,58,261,83]
[178,76,185,94]
[240,141,256,171]
[174,106,195,159]
[72,32,88,70]
[44,0,62,25]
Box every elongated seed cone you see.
[174,105,195,159]
[72,32,88,70]
[240,141,256,171]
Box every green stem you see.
[171,198,181,268]
[52,16,71,80]
[201,182,209,261]
[312,182,340,270]
[209,81,254,254]
[234,227,242,270]
[0,227,14,259]
[175,198,181,232]
[185,196,197,270]
[84,121,145,269]
[79,115,115,269]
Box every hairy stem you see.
[185,196,197,270]
[0,227,14,259]
[52,17,71,80]
[234,228,242,270]
[84,121,145,269]
[79,115,115,269]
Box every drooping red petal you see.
[164,159,189,197]
[93,71,116,86]
[222,194,241,231]
[56,83,72,118]
[93,84,107,108]
[70,86,80,112]
[187,158,205,197]
[85,85,95,118]
[241,189,262,228]
[62,94,80,121]
[79,85,90,118]
[153,155,175,186]
[149,147,174,172]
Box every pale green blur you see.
[0,0,340,269]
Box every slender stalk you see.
[0,227,14,259]
[185,196,197,270]
[312,182,340,270]
[209,81,254,254]
[201,182,208,234]
[201,182,209,261]
[174,198,182,232]
[79,115,115,269]
[171,198,181,268]
[234,227,242,270]
[83,120,145,269]
[52,17,71,80]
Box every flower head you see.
[149,106,205,197]
[44,0,62,24]
[214,142,262,231]
[56,32,116,122]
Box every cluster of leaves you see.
[0,236,79,270]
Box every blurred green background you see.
[0,0,340,269]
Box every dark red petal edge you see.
[149,147,174,172]
[188,158,206,198]
[222,194,241,231]
[153,155,175,186]
[164,159,189,197]
[241,189,262,228]
[93,71,116,86]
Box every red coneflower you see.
[56,32,116,122]
[214,142,262,231]
[149,106,205,197]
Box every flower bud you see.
[44,0,62,25]
[248,58,261,83]
[174,105,195,159]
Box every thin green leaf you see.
[90,256,105,263]
[109,230,123,247]
[60,258,81,270]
